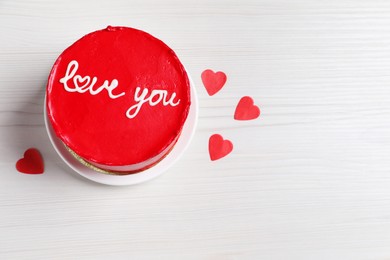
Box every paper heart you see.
[234,96,260,120]
[201,69,227,96]
[73,75,91,90]
[209,134,233,161]
[16,148,44,174]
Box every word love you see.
[60,60,125,99]
[59,60,180,119]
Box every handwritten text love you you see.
[59,60,180,119]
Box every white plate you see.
[44,78,198,186]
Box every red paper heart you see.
[16,148,44,174]
[209,134,233,161]
[234,96,260,120]
[201,69,227,96]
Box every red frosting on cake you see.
[46,26,191,172]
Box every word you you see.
[59,60,180,119]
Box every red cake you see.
[46,26,191,174]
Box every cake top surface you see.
[46,26,191,166]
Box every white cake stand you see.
[44,78,198,186]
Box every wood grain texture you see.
[1,0,390,259]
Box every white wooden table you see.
[1,0,390,259]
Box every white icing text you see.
[59,60,125,99]
[59,60,181,119]
[126,87,180,118]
